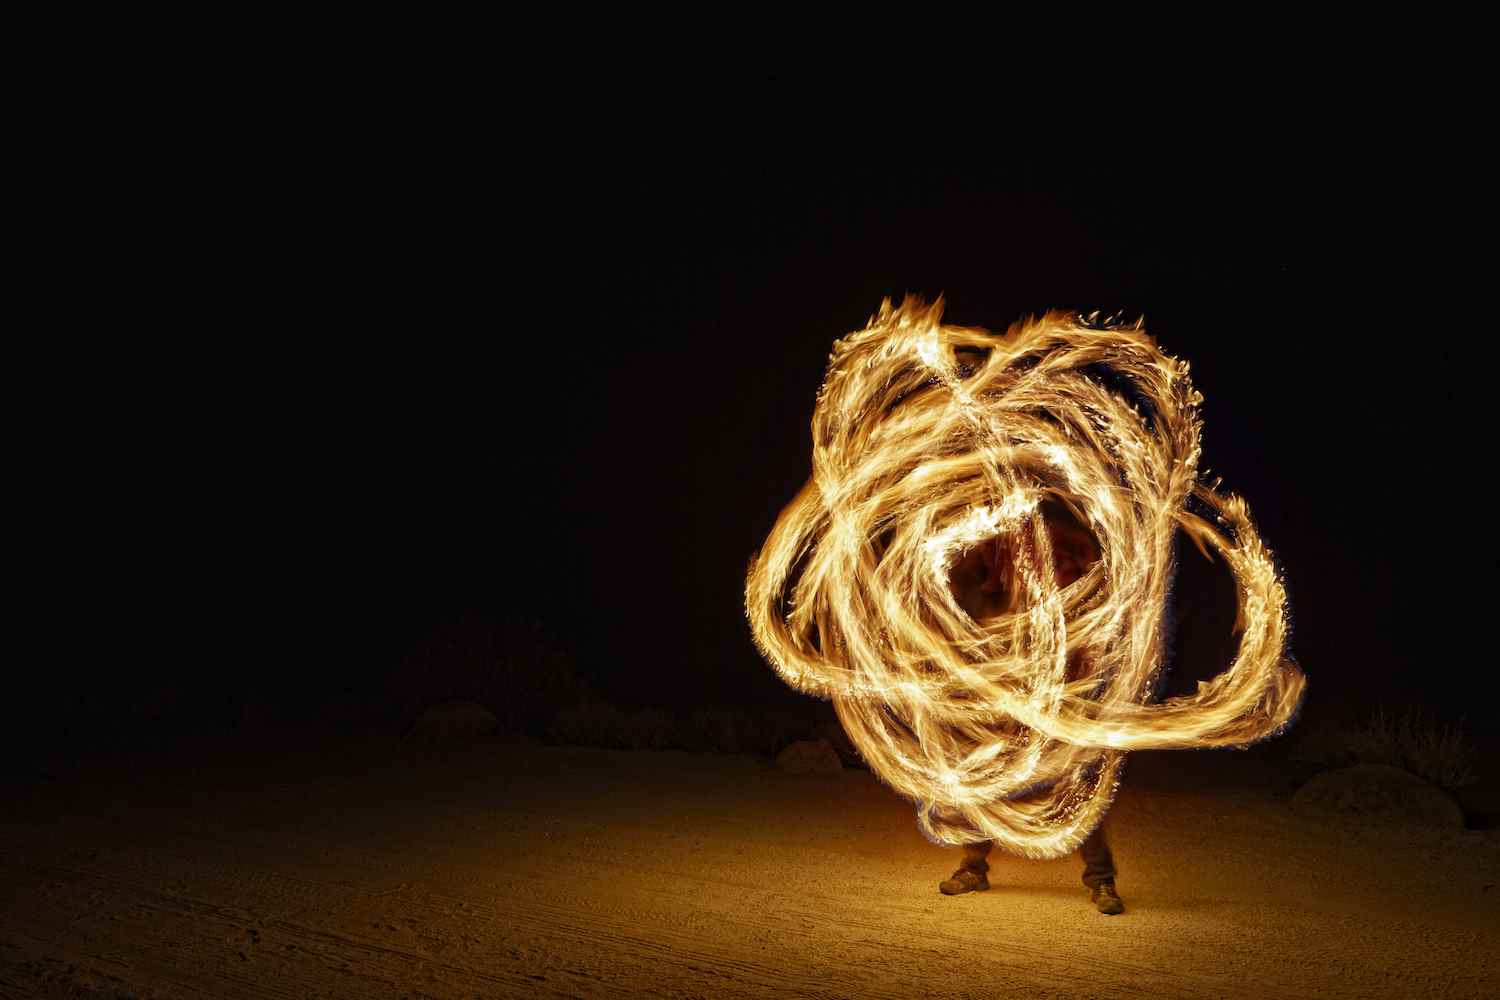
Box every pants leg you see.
[1078,821,1117,889]
[957,824,1114,886]
[959,840,992,874]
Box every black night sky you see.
[28,147,1495,754]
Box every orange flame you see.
[745,298,1306,858]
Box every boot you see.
[938,866,989,895]
[1090,880,1124,915]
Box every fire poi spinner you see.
[745,298,1306,858]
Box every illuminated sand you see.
[3,740,1496,999]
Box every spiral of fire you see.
[745,298,1306,858]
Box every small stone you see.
[775,739,843,775]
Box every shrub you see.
[549,700,629,748]
[682,707,755,754]
[621,709,676,750]
[1292,704,1478,792]
[750,706,817,757]
[387,612,584,737]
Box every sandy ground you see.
[2,737,1497,1000]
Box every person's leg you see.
[939,840,993,894]
[961,840,993,875]
[1078,822,1124,914]
[1078,823,1115,889]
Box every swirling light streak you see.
[746,298,1305,859]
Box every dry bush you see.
[681,707,756,754]
[671,710,714,752]
[322,691,400,730]
[749,707,817,757]
[619,709,676,750]
[668,706,816,757]
[404,700,499,744]
[1292,704,1478,792]
[549,701,629,748]
[388,612,584,737]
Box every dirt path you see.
[3,740,1496,999]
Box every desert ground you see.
[3,736,1497,999]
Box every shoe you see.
[938,867,989,895]
[1090,881,1124,915]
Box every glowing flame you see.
[745,298,1306,859]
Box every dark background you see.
[26,143,1495,754]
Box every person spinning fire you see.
[940,498,1125,915]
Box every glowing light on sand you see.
[746,298,1305,858]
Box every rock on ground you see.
[1291,763,1465,829]
[775,738,843,775]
